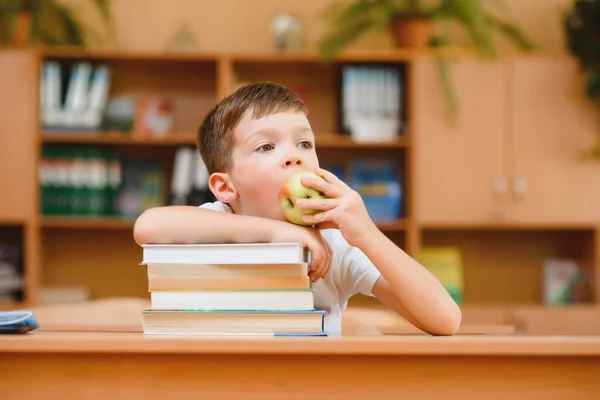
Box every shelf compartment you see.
[421,228,596,305]
[41,229,148,299]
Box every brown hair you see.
[197,81,308,174]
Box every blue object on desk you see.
[0,311,39,333]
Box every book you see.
[141,309,326,336]
[543,258,588,305]
[150,289,315,311]
[141,243,310,265]
[148,276,311,291]
[0,311,39,334]
[139,242,326,336]
[146,262,309,278]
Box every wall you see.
[73,0,575,55]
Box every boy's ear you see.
[208,172,238,203]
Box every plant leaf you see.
[318,0,394,60]
[435,55,459,120]
[0,0,23,45]
[488,14,536,51]
[319,18,373,61]
[56,3,87,45]
[39,2,87,45]
[436,0,496,59]
[483,0,512,19]
[91,0,112,24]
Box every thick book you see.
[148,276,311,291]
[150,289,315,311]
[146,262,309,278]
[141,309,326,336]
[141,243,310,265]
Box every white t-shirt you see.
[198,201,382,336]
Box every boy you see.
[134,82,461,336]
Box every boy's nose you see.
[283,155,303,168]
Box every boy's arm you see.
[360,231,462,336]
[133,205,332,282]
[134,205,276,245]
[298,168,461,335]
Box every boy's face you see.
[227,110,320,220]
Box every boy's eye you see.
[257,143,274,152]
[299,140,313,150]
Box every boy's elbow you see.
[133,207,162,246]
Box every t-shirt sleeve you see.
[337,237,382,299]
[198,201,232,213]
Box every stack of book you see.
[140,242,326,336]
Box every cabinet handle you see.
[492,174,509,219]
[493,174,507,196]
[513,174,527,198]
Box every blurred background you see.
[1,0,600,335]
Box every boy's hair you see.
[197,81,308,174]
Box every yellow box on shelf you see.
[417,246,464,304]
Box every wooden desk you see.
[1,332,599,400]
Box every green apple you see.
[280,171,328,226]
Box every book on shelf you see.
[40,146,122,217]
[41,61,112,131]
[543,258,589,305]
[39,143,215,219]
[140,242,326,336]
[340,64,405,142]
[40,60,175,138]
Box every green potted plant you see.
[318,0,535,117]
[0,0,113,47]
[564,0,600,159]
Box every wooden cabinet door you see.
[510,57,600,224]
[414,57,510,223]
[0,51,38,222]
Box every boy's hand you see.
[270,221,332,283]
[296,167,379,248]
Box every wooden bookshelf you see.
[1,47,599,315]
